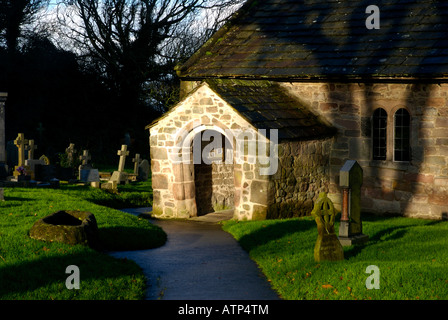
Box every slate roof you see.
[177,0,448,80]
[207,79,335,140]
[147,79,335,140]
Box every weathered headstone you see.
[311,192,344,262]
[78,150,92,180]
[338,160,369,246]
[14,133,28,167]
[65,143,77,167]
[25,159,46,180]
[117,145,129,172]
[110,170,128,184]
[23,140,38,179]
[79,168,100,183]
[110,145,129,184]
[132,153,141,175]
[39,154,50,165]
[79,150,91,167]
[26,139,37,160]
[101,180,118,191]
[35,164,56,182]
[138,159,150,181]
[13,133,29,177]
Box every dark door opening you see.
[193,130,234,216]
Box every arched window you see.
[394,108,411,162]
[372,108,387,160]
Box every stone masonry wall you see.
[282,82,448,219]
[267,138,333,219]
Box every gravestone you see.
[77,149,100,183]
[117,144,129,172]
[25,159,46,180]
[79,150,91,168]
[34,164,56,182]
[65,143,77,167]
[26,139,37,160]
[338,160,369,246]
[132,153,141,175]
[311,192,344,262]
[39,154,50,165]
[110,145,129,184]
[78,150,92,179]
[79,168,100,183]
[101,180,118,192]
[25,159,46,172]
[24,140,38,179]
[138,159,150,181]
[110,170,128,184]
[13,133,29,177]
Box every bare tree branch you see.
[50,0,244,111]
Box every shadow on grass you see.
[236,219,316,252]
[1,197,35,209]
[0,250,142,299]
[343,214,446,259]
[100,226,167,251]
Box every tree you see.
[0,0,49,52]
[53,0,243,116]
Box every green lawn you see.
[222,214,448,300]
[0,182,165,300]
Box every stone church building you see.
[148,0,448,220]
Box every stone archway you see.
[171,124,236,219]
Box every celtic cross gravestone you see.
[311,192,344,262]
[14,133,28,168]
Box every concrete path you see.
[108,208,280,300]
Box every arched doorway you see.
[192,129,235,216]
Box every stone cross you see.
[26,139,37,160]
[311,192,344,262]
[338,160,369,246]
[65,143,77,166]
[14,133,28,167]
[132,153,141,174]
[79,150,91,166]
[36,122,45,140]
[117,145,129,172]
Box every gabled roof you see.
[147,79,335,140]
[177,0,448,81]
[208,79,334,140]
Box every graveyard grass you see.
[222,214,448,300]
[0,181,167,300]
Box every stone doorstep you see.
[141,208,234,223]
[189,209,234,223]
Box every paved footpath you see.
[108,208,280,300]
